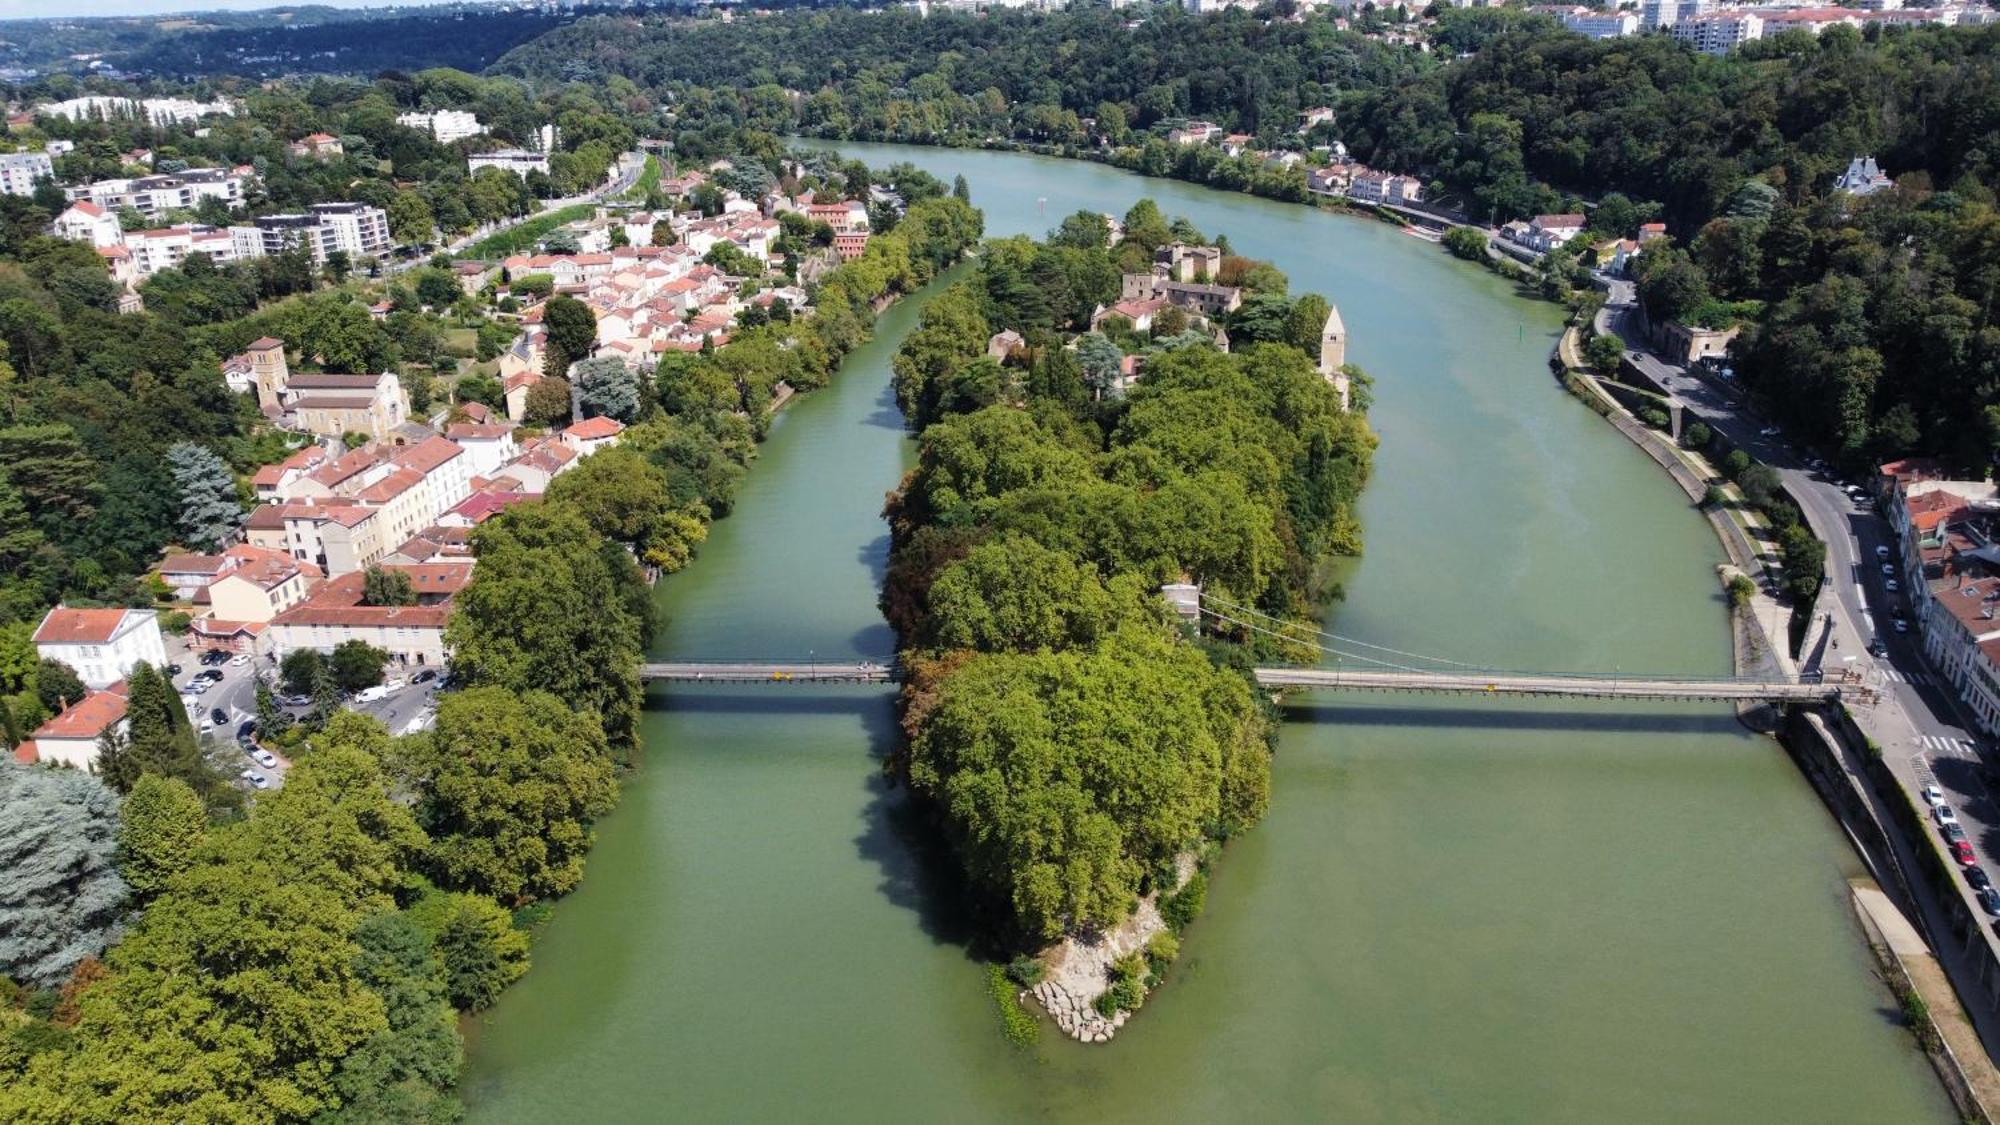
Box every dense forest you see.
[507,5,2000,470]
[881,201,1374,1007]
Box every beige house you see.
[269,562,472,668]
[19,688,129,771]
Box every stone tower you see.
[246,336,290,412]
[1319,304,1350,411]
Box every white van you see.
[355,685,390,704]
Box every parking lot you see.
[164,634,445,792]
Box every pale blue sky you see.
[0,0,471,17]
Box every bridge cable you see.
[1197,592,1501,672]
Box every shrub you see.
[1681,421,1711,449]
[1159,870,1207,935]
[1703,485,1726,509]
[985,964,1039,1048]
[1005,955,1044,987]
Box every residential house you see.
[54,200,122,247]
[33,606,165,689]
[561,416,625,458]
[468,149,549,177]
[1833,155,1895,197]
[20,687,130,770]
[289,133,344,159]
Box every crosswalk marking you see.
[1918,735,1978,756]
[1883,669,1932,686]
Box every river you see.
[461,143,1951,1122]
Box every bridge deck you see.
[641,662,896,683]
[1254,667,1869,703]
[638,661,1867,703]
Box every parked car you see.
[164,663,182,676]
[198,718,214,733]
[230,653,249,666]
[200,651,229,666]
[209,707,228,727]
[412,669,437,684]
[251,749,278,769]
[1969,867,1993,892]
[1944,822,1969,844]
[1923,785,1946,807]
[236,720,257,743]
[196,669,224,683]
[1881,563,1897,576]
[1937,804,1960,828]
[1869,638,1889,657]
[1875,546,1892,560]
[189,681,209,696]
[1894,619,1910,634]
[1981,887,2000,917]
[1760,426,1782,436]
[1885,579,1900,592]
[1953,840,1977,866]
[250,773,272,791]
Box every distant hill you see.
[0,4,618,80]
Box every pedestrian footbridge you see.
[638,661,1869,704]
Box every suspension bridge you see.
[637,591,1873,705]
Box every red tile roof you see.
[33,607,135,646]
[32,690,128,741]
[564,416,624,441]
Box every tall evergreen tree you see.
[166,442,243,552]
[0,764,128,986]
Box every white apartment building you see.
[0,151,53,196]
[1642,0,1712,27]
[33,606,166,689]
[469,149,551,178]
[121,224,264,276]
[1543,5,1640,36]
[253,202,392,264]
[39,95,235,127]
[67,168,248,219]
[397,109,484,144]
[1672,10,1764,52]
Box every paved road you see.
[383,150,647,275]
[1594,280,2000,1047]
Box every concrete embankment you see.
[1853,878,2000,1123]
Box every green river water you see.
[461,144,1952,1122]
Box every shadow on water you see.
[864,378,910,432]
[856,532,891,586]
[642,685,893,718]
[853,767,985,952]
[1280,700,1748,736]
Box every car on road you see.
[1945,822,1969,843]
[251,748,278,769]
[1937,804,1960,828]
[1970,867,1994,892]
[209,707,228,727]
[1923,785,1946,807]
[188,680,209,695]
[1894,619,1910,633]
[1870,638,1889,656]
[1876,545,1892,559]
[196,669,224,683]
[198,718,214,733]
[1953,840,1977,865]
[230,653,249,666]
[1882,563,1897,576]
[1885,579,1900,592]
[165,663,181,676]
[413,669,436,684]
[1759,426,1780,436]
